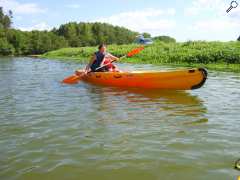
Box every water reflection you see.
[84,85,208,125]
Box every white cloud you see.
[184,0,240,17]
[66,4,81,9]
[184,7,200,16]
[184,0,227,16]
[93,8,176,36]
[228,7,240,20]
[18,22,51,31]
[184,0,240,41]
[190,19,240,32]
[0,0,46,14]
[166,8,176,16]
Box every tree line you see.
[1,7,239,56]
[0,7,140,56]
[1,7,181,56]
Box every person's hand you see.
[75,70,82,76]
[84,68,90,74]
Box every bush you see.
[0,37,14,55]
[43,41,240,65]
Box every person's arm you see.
[108,53,119,62]
[85,54,96,73]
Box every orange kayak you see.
[75,68,207,90]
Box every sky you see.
[0,0,240,41]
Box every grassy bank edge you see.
[39,54,240,73]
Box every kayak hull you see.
[76,68,207,90]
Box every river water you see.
[0,57,239,180]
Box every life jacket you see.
[102,57,117,72]
[91,51,117,72]
[90,51,106,72]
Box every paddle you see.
[61,74,80,84]
[62,46,144,84]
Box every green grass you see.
[41,41,240,72]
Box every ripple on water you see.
[0,58,240,180]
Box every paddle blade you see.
[62,74,80,84]
[127,46,144,57]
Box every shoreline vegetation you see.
[40,41,240,73]
[1,7,240,72]
[1,8,138,56]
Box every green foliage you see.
[56,22,138,47]
[0,7,138,55]
[5,29,29,54]
[1,6,239,73]
[1,29,68,55]
[0,7,139,56]
[42,41,240,72]
[142,32,151,38]
[0,21,138,55]
[27,30,68,54]
[0,7,69,55]
[0,7,12,29]
[42,44,140,61]
[0,37,15,55]
[135,41,240,64]
[153,36,176,43]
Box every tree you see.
[55,22,138,47]
[27,31,68,54]
[56,22,80,47]
[0,8,140,56]
[0,7,4,29]
[143,32,151,38]
[153,35,176,43]
[78,22,94,46]
[0,37,15,55]
[0,7,12,29]
[238,36,240,41]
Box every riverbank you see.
[41,41,240,72]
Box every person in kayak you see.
[85,44,119,73]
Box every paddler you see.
[85,44,119,73]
